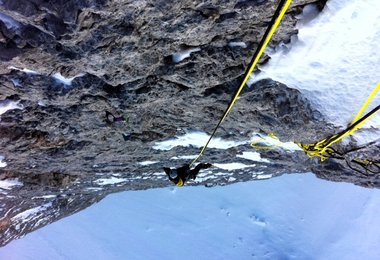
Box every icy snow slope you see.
[1,173,380,260]
[254,0,380,130]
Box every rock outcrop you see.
[1,0,378,246]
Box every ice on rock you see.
[172,47,201,63]
[0,178,23,190]
[0,100,23,116]
[8,66,39,75]
[52,72,84,86]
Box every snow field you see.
[1,173,380,259]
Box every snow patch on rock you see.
[172,47,201,63]
[252,0,380,132]
[228,42,247,48]
[0,156,6,168]
[8,66,39,75]
[171,155,198,160]
[0,13,20,30]
[256,174,273,180]
[0,178,23,190]
[250,133,301,151]
[94,177,127,185]
[153,131,246,151]
[237,151,270,163]
[0,100,23,116]
[12,203,52,223]
[52,72,84,86]
[138,161,159,166]
[214,162,256,171]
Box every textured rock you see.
[1,0,379,247]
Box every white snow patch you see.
[347,128,380,147]
[256,174,273,180]
[0,156,6,168]
[250,133,302,151]
[138,161,159,166]
[193,174,217,183]
[252,0,380,131]
[153,131,246,151]
[295,3,321,25]
[228,177,236,182]
[94,177,127,185]
[152,172,166,177]
[0,100,23,116]
[228,41,247,48]
[52,72,84,86]
[171,155,198,160]
[10,79,22,87]
[0,179,23,190]
[0,13,20,30]
[32,195,56,200]
[38,101,47,107]
[214,162,255,171]
[172,47,201,63]
[86,187,103,191]
[12,203,52,222]
[8,66,39,75]
[237,151,270,163]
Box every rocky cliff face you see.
[0,0,378,246]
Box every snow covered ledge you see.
[0,100,23,117]
[251,0,380,138]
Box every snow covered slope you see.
[254,0,380,133]
[1,173,380,259]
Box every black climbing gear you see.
[164,163,212,186]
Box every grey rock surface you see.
[1,0,379,246]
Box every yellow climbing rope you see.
[298,82,380,161]
[191,0,293,166]
[250,133,284,149]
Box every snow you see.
[172,47,201,63]
[0,179,23,190]
[138,161,159,166]
[0,100,23,116]
[12,203,52,223]
[10,79,22,87]
[252,0,380,134]
[0,13,20,30]
[8,66,38,75]
[171,154,198,160]
[256,174,273,180]
[2,173,380,259]
[294,3,321,25]
[32,195,56,200]
[94,177,127,185]
[37,101,46,107]
[228,177,236,182]
[250,133,302,151]
[214,162,256,171]
[236,151,270,163]
[0,155,6,168]
[52,72,84,86]
[153,131,301,154]
[228,41,247,48]
[153,130,246,151]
